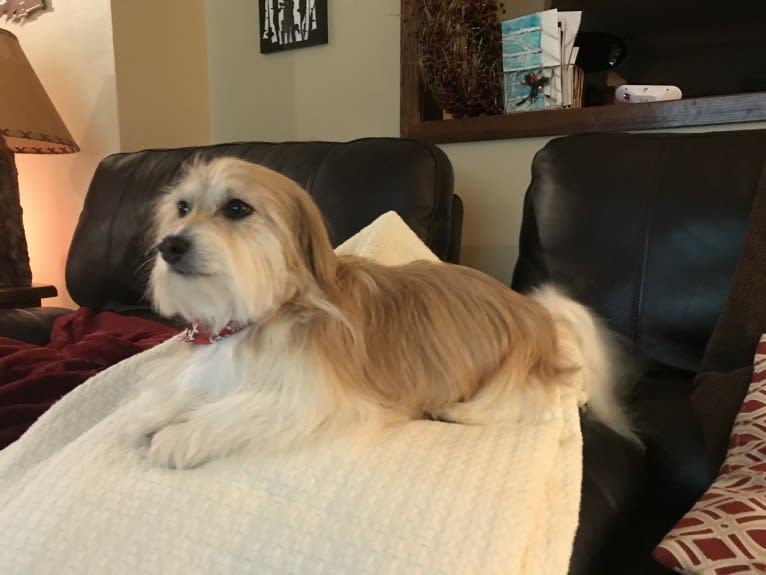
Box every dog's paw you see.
[119,414,159,451]
[147,422,213,469]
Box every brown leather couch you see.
[513,128,766,574]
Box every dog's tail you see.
[530,284,641,446]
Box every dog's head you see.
[149,156,337,330]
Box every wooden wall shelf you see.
[400,0,766,144]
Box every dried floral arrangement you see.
[418,0,504,118]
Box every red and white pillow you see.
[653,334,766,574]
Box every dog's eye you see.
[222,198,254,220]
[177,200,191,217]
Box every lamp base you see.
[0,138,33,288]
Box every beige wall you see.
[6,1,120,308]
[204,0,400,142]
[204,0,295,141]
[112,0,212,152]
[291,1,401,140]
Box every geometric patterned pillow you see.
[653,333,766,574]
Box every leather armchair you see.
[513,129,766,574]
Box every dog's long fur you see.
[129,157,636,468]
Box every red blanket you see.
[0,308,178,449]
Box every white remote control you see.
[615,85,683,103]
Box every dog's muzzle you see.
[158,235,191,265]
[157,235,208,277]
[158,234,206,277]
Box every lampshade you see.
[0,28,78,154]
[0,27,78,290]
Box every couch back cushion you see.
[512,129,766,372]
[66,138,457,312]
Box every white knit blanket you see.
[0,212,583,575]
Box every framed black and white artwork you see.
[259,0,328,54]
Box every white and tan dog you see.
[128,157,635,468]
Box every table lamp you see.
[0,27,78,289]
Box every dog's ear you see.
[296,193,337,289]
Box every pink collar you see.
[182,320,250,345]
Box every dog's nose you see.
[158,235,191,264]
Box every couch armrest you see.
[0,307,73,345]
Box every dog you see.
[127,156,637,468]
